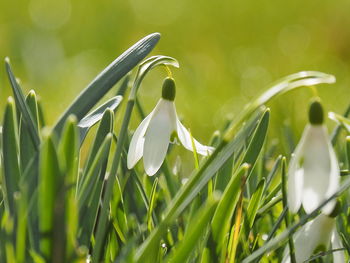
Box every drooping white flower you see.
[282,213,344,263]
[287,100,340,215]
[127,77,214,176]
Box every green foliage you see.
[1,33,350,263]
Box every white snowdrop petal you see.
[176,120,214,156]
[287,126,308,213]
[287,167,304,213]
[127,112,153,169]
[332,230,345,263]
[283,214,335,263]
[322,143,340,215]
[143,102,173,176]
[301,126,333,214]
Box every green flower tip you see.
[162,77,176,101]
[308,99,324,125]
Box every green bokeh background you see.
[1,0,350,145]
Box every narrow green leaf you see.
[38,130,61,258]
[5,59,40,149]
[347,136,350,170]
[328,112,350,133]
[2,97,21,215]
[57,116,79,260]
[147,178,159,232]
[78,96,122,145]
[224,71,335,141]
[77,133,112,212]
[79,108,114,191]
[211,164,248,251]
[281,157,296,263]
[20,91,39,183]
[53,33,160,135]
[330,104,350,145]
[166,195,219,263]
[15,192,27,263]
[246,179,265,228]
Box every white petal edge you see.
[301,126,336,214]
[283,214,334,263]
[287,125,309,213]
[322,140,340,215]
[127,112,153,169]
[143,100,175,176]
[176,119,214,156]
[331,230,345,263]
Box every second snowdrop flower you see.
[282,213,344,263]
[287,99,340,215]
[127,77,214,176]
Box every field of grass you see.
[1,1,350,262]
[0,33,349,262]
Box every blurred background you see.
[1,0,350,150]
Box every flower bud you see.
[308,99,324,125]
[162,77,176,101]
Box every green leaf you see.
[57,116,79,259]
[77,134,113,246]
[53,33,160,135]
[38,130,61,258]
[5,59,40,149]
[2,97,21,216]
[19,91,39,184]
[166,195,219,263]
[246,179,265,228]
[79,108,114,191]
[328,112,350,133]
[223,71,335,141]
[77,133,113,213]
[147,178,159,232]
[211,164,248,252]
[78,96,122,146]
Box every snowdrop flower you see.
[282,213,344,263]
[287,99,340,215]
[127,77,214,176]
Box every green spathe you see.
[162,77,176,101]
[308,99,324,125]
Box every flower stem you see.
[281,157,296,263]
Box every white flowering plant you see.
[0,33,349,263]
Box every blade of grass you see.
[53,33,161,135]
[57,116,79,261]
[78,96,122,146]
[281,157,296,263]
[211,164,249,252]
[166,194,220,263]
[5,59,40,149]
[38,130,61,259]
[147,178,159,232]
[227,175,245,263]
[79,109,114,192]
[2,97,21,216]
